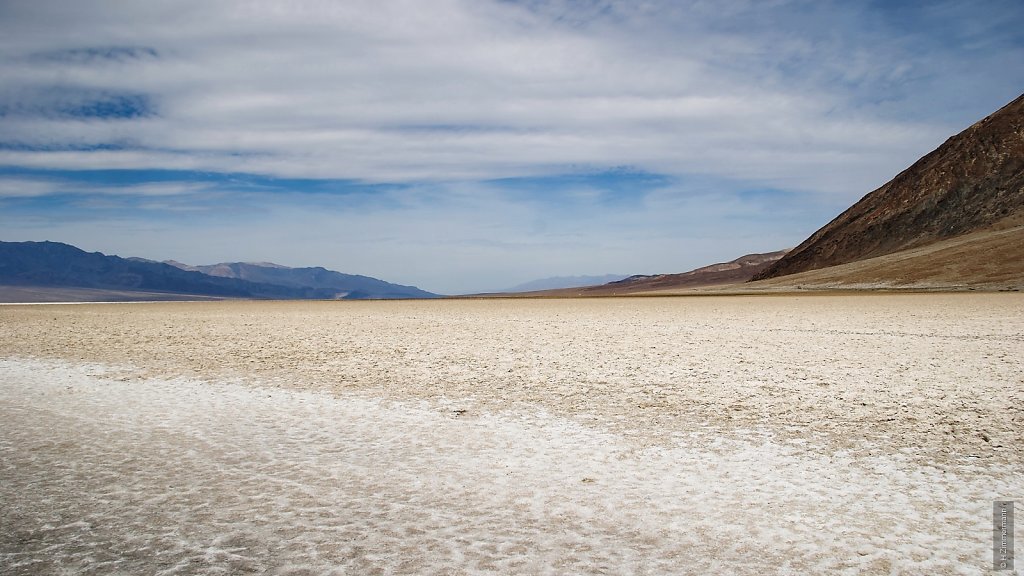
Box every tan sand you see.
[1,294,1022,574]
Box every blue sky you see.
[1,0,1022,294]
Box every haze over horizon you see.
[1,1,1022,294]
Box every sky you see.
[1,0,1022,294]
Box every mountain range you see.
[0,241,437,302]
[162,260,435,299]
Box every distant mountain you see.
[490,250,787,296]
[754,92,1024,283]
[582,250,788,294]
[497,274,630,293]
[0,241,437,301]
[0,241,303,299]
[165,261,436,299]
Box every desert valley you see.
[2,4,1023,575]
[2,294,1022,574]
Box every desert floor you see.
[1,294,1021,574]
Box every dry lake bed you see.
[1,294,1021,575]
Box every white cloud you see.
[0,175,213,198]
[0,178,62,198]
[4,0,1012,196]
[1,0,1021,292]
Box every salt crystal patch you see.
[0,358,1019,575]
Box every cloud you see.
[0,178,62,198]
[0,0,1021,291]
[0,175,213,197]
[5,0,1016,190]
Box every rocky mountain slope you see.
[747,213,1024,291]
[754,93,1024,282]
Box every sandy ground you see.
[1,294,1022,574]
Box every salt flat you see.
[1,294,1021,574]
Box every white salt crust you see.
[1,358,1020,575]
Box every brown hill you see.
[754,93,1024,282]
[745,213,1024,291]
[592,250,788,294]
[496,250,788,297]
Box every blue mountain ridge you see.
[0,241,437,300]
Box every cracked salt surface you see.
[1,358,1018,575]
